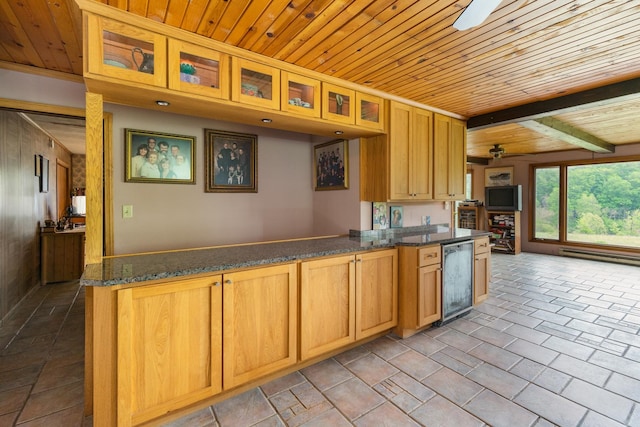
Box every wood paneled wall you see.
[0,110,71,322]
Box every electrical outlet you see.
[122,205,133,218]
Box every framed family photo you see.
[125,129,196,184]
[314,139,348,190]
[204,129,257,193]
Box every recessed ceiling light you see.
[261,118,272,123]
[156,100,170,106]
[335,130,344,135]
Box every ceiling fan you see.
[489,144,506,159]
[453,0,503,31]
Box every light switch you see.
[122,205,133,218]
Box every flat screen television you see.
[485,185,522,211]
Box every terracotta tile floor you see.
[2,253,640,426]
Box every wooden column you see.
[85,92,103,265]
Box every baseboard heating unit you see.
[558,248,640,267]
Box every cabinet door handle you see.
[225,279,232,285]
[213,281,221,286]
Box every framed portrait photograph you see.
[314,139,348,190]
[390,206,403,228]
[372,202,388,230]
[204,129,257,193]
[125,129,196,184]
[485,166,514,187]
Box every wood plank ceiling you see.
[1,0,640,158]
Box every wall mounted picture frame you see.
[485,166,514,187]
[40,156,49,193]
[372,202,388,230]
[204,129,257,193]
[125,129,196,184]
[314,138,348,190]
[35,154,41,177]
[390,206,403,228]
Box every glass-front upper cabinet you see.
[356,92,385,131]
[281,72,321,118]
[231,58,280,110]
[322,83,355,125]
[168,40,229,100]
[86,14,166,87]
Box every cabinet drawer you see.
[418,245,441,267]
[474,237,491,254]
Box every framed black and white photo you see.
[485,166,514,187]
[125,129,196,184]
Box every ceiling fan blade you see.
[453,0,503,31]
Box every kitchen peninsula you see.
[83,226,489,426]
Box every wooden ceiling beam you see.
[519,117,615,154]
[466,156,489,165]
[467,77,640,130]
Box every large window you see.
[533,159,640,250]
[534,166,560,240]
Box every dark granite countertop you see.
[82,225,490,287]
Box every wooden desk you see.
[41,228,85,284]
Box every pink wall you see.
[110,104,333,254]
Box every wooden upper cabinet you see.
[322,83,356,125]
[433,113,467,200]
[281,71,321,118]
[168,39,229,100]
[356,92,385,131]
[389,101,433,201]
[231,58,281,110]
[86,14,167,88]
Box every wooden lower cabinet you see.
[114,263,297,426]
[396,245,442,338]
[300,249,398,360]
[41,229,85,284]
[92,252,401,425]
[473,237,491,304]
[223,264,298,388]
[300,254,356,360]
[356,249,398,340]
[117,275,223,426]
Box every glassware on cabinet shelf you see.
[281,72,320,117]
[87,14,166,87]
[103,31,154,74]
[167,39,229,99]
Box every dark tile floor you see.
[1,252,640,426]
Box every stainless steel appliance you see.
[440,240,473,323]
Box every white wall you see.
[0,69,85,109]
